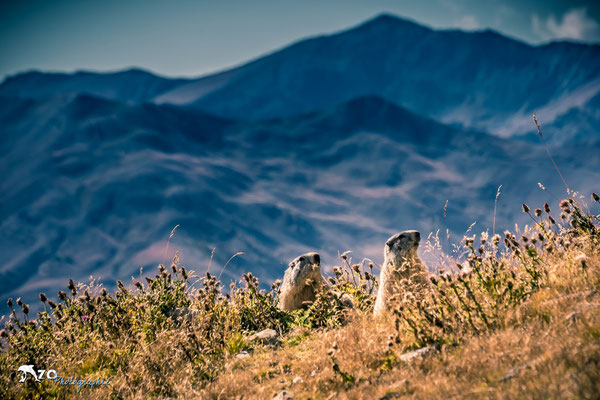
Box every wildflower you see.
[593,193,600,202]
[492,234,500,246]
[82,315,90,321]
[465,236,475,246]
[522,204,530,213]
[575,253,587,269]
[480,231,488,244]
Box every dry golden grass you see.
[195,250,600,400]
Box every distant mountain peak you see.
[354,12,431,34]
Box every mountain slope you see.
[2,93,599,309]
[157,14,600,135]
[2,14,599,140]
[0,68,191,103]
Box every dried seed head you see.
[534,208,542,217]
[134,280,142,290]
[39,293,47,303]
[593,193,600,202]
[48,300,57,309]
[58,291,67,301]
[559,199,570,210]
[544,202,551,213]
[16,298,22,306]
[522,204,530,213]
[549,215,556,224]
[68,279,75,290]
[22,304,29,315]
[352,264,360,273]
[7,298,13,308]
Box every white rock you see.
[273,389,294,400]
[398,345,436,362]
[247,328,279,345]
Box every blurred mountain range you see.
[1,14,599,307]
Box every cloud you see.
[532,8,599,42]
[455,15,480,31]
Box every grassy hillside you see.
[1,193,599,399]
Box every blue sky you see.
[1,0,599,81]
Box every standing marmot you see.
[278,252,326,311]
[373,230,427,316]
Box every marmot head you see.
[385,230,420,260]
[288,252,321,284]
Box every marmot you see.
[373,230,427,316]
[278,252,326,311]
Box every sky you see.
[1,0,599,81]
